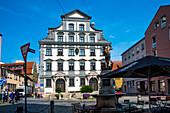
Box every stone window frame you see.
[46,49,52,56]
[90,49,95,56]
[79,24,84,31]
[69,23,74,30]
[69,62,74,71]
[69,49,74,56]
[58,49,63,56]
[80,49,85,56]
[80,62,85,71]
[46,79,51,88]
[90,62,96,71]
[69,78,75,87]
[80,78,85,86]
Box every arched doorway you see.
[56,79,65,92]
[89,78,98,91]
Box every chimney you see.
[91,22,95,27]
[0,34,3,63]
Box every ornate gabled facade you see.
[39,9,111,96]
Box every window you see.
[128,53,130,58]
[153,50,157,56]
[80,49,85,56]
[80,63,85,70]
[58,63,63,71]
[46,49,52,56]
[69,49,74,56]
[80,78,85,86]
[100,49,103,56]
[124,55,127,60]
[80,36,84,42]
[158,80,165,92]
[91,62,95,70]
[69,78,74,86]
[151,81,156,92]
[141,43,144,50]
[46,79,51,87]
[136,47,139,53]
[69,24,74,30]
[152,36,156,48]
[132,50,134,56]
[90,37,95,43]
[69,36,74,42]
[58,49,63,56]
[79,24,84,31]
[46,63,51,71]
[154,21,159,29]
[161,16,166,28]
[19,76,21,81]
[58,36,63,42]
[90,49,95,56]
[69,63,74,70]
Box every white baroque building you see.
[39,9,111,96]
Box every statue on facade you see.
[103,43,112,69]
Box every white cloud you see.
[125,29,131,33]
[109,35,115,39]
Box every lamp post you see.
[0,33,3,104]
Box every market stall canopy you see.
[100,55,170,78]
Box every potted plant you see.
[80,85,93,99]
[55,86,62,99]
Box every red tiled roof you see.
[2,61,34,75]
[111,61,122,71]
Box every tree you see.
[56,86,62,93]
[80,85,93,93]
[33,63,38,92]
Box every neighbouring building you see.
[121,38,147,94]
[121,5,170,95]
[1,60,35,88]
[145,5,170,95]
[39,9,111,97]
[0,66,33,93]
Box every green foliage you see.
[80,85,94,93]
[56,86,62,93]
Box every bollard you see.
[50,100,54,113]
[17,106,23,113]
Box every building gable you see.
[61,9,91,19]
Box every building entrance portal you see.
[56,79,65,92]
[89,78,98,91]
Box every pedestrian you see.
[15,90,19,102]
[9,91,15,104]
[41,93,43,98]
[4,90,8,102]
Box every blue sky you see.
[0,0,170,64]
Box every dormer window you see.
[69,24,74,30]
[79,24,84,31]
[161,16,166,28]
[154,21,159,29]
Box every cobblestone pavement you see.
[0,96,152,113]
[0,98,96,113]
